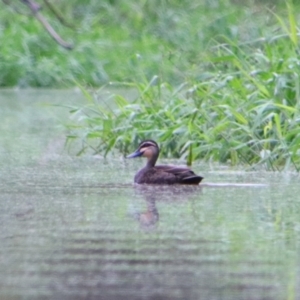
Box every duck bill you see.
[127,150,143,158]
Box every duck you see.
[127,139,203,185]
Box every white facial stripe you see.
[140,141,157,148]
[139,147,147,153]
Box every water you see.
[0,90,300,300]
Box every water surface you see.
[0,90,300,300]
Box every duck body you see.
[134,165,203,185]
[127,140,203,185]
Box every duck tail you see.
[182,175,203,185]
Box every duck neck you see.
[146,151,158,168]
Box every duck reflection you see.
[135,197,159,229]
[132,184,202,229]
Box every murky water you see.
[1,90,300,300]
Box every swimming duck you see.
[127,140,203,185]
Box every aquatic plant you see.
[65,1,300,170]
[66,59,300,171]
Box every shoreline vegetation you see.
[2,0,300,170]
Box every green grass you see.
[66,60,300,171]
[2,0,300,169]
[64,1,300,170]
[0,0,292,87]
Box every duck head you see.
[127,140,159,166]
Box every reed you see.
[65,2,300,170]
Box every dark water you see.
[1,90,300,300]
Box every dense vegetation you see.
[0,0,291,87]
[2,0,300,169]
